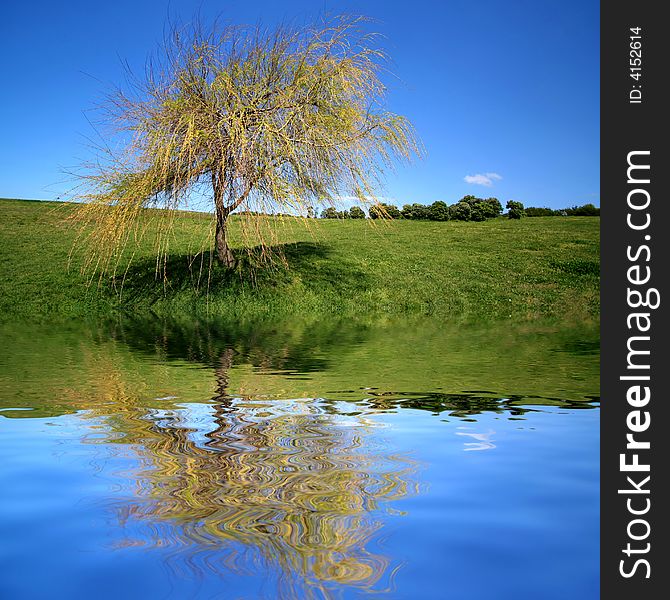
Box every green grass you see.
[0,198,599,323]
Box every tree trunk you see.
[215,216,236,268]
[212,172,249,269]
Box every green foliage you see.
[459,196,502,221]
[349,206,366,219]
[483,197,503,218]
[506,200,526,219]
[428,201,450,221]
[398,197,501,222]
[449,202,472,221]
[321,207,355,219]
[369,203,402,219]
[469,202,488,222]
[401,203,431,220]
[526,204,600,217]
[565,203,600,216]
[526,207,558,217]
[367,205,382,219]
[72,15,421,271]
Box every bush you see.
[401,203,431,220]
[483,197,503,218]
[506,200,525,219]
[445,196,502,222]
[369,203,402,219]
[428,201,450,221]
[321,207,350,218]
[525,207,557,217]
[449,202,472,221]
[470,202,488,222]
[524,204,600,217]
[564,203,600,216]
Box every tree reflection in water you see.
[79,346,419,599]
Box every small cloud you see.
[464,172,502,187]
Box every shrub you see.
[428,201,450,221]
[483,197,503,218]
[564,203,600,216]
[401,203,431,220]
[506,200,525,219]
[321,207,350,218]
[369,203,402,219]
[448,196,502,221]
[449,202,472,221]
[469,202,488,222]
[525,207,557,217]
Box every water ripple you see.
[80,397,419,598]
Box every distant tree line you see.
[320,206,366,219]
[319,198,599,220]
[524,203,600,217]
[321,196,517,221]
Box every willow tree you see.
[73,15,419,272]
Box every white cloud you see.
[464,172,502,187]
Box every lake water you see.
[0,318,599,599]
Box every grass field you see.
[0,198,599,323]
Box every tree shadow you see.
[109,241,370,305]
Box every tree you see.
[428,201,449,221]
[369,203,401,219]
[73,16,419,272]
[506,200,525,219]
[368,205,383,219]
[401,203,430,220]
[321,207,339,219]
[525,206,557,217]
[349,206,366,219]
[564,203,600,216]
[449,201,472,221]
[469,202,488,222]
[386,204,403,219]
[483,197,503,218]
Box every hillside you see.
[0,198,600,323]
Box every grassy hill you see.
[0,198,599,323]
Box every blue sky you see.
[0,0,599,209]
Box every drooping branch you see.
[70,14,422,278]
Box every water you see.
[0,318,599,599]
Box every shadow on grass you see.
[109,241,370,305]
